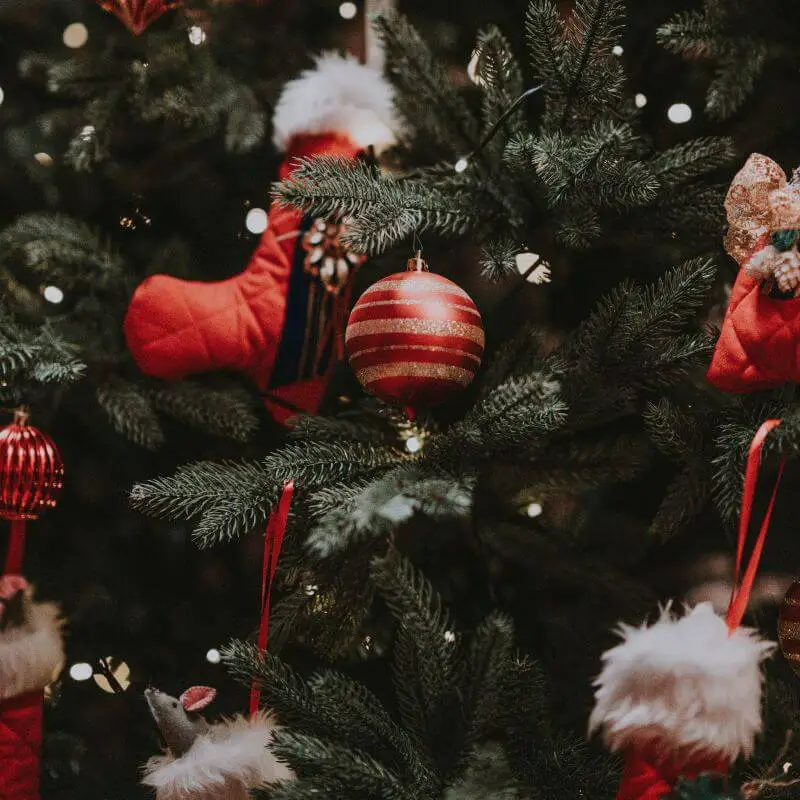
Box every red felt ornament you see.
[123,54,397,424]
[0,410,63,575]
[96,0,183,35]
[345,255,484,411]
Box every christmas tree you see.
[2,1,800,798]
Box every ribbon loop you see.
[726,419,783,631]
[249,479,294,717]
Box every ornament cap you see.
[407,252,428,272]
[12,408,29,427]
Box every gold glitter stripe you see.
[346,318,485,345]
[364,278,470,297]
[354,299,480,317]
[352,345,482,364]
[357,362,475,385]
[780,620,800,639]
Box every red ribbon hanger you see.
[726,419,784,631]
[249,479,294,717]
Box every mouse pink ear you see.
[180,686,216,712]
[0,575,29,599]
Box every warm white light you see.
[339,1,357,19]
[405,436,422,453]
[304,584,319,596]
[466,50,485,85]
[612,45,624,56]
[69,662,93,681]
[205,648,221,664]
[43,285,64,304]
[634,93,647,108]
[667,102,692,124]
[515,252,551,284]
[245,208,268,234]
[80,124,96,139]
[188,25,207,45]
[454,157,469,173]
[444,630,456,643]
[526,502,543,518]
[34,152,53,166]
[63,22,89,49]
[0,87,5,106]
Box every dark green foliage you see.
[225,554,597,800]
[668,774,738,800]
[276,5,733,256]
[658,1,800,120]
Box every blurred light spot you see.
[70,662,93,681]
[304,584,319,596]
[339,1,357,19]
[188,25,206,45]
[667,102,692,124]
[245,208,268,234]
[43,285,64,304]
[206,648,221,664]
[634,93,647,108]
[34,152,53,166]
[405,436,422,453]
[0,86,5,105]
[94,658,131,693]
[612,45,624,56]
[454,157,468,173]
[466,50,485,86]
[63,22,89,48]
[526,502,543,518]
[444,630,456,643]
[516,252,551,284]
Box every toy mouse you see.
[142,684,292,800]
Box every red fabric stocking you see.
[0,690,44,800]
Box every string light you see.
[43,285,64,304]
[634,93,647,108]
[0,86,4,106]
[339,1,357,19]
[405,436,422,454]
[245,208,268,234]
[69,662,93,681]
[205,648,221,664]
[526,501,543,518]
[34,152,53,166]
[515,252,551,284]
[454,157,469,173]
[304,584,319,596]
[94,657,131,693]
[444,630,456,643]
[612,45,624,56]
[667,102,692,124]
[80,124,96,139]
[63,22,89,48]
[188,25,206,45]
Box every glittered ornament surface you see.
[97,0,182,35]
[301,219,366,295]
[779,580,800,674]
[345,259,484,408]
[0,410,63,521]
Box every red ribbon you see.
[249,479,294,717]
[726,419,784,632]
[4,520,26,576]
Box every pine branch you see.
[96,377,164,450]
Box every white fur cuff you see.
[589,603,774,761]
[273,52,397,152]
[0,600,64,701]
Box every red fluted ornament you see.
[345,256,484,410]
[96,0,183,35]
[0,410,63,574]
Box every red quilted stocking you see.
[0,581,64,800]
[123,55,397,423]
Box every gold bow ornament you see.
[725,153,800,294]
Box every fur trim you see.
[273,52,397,152]
[589,603,774,761]
[0,599,64,701]
[142,710,293,800]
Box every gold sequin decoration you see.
[353,298,482,317]
[345,318,485,345]
[357,362,475,386]
[353,344,482,364]
[301,218,366,294]
[361,278,472,297]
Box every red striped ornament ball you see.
[345,258,484,409]
[0,410,63,521]
[779,580,800,675]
